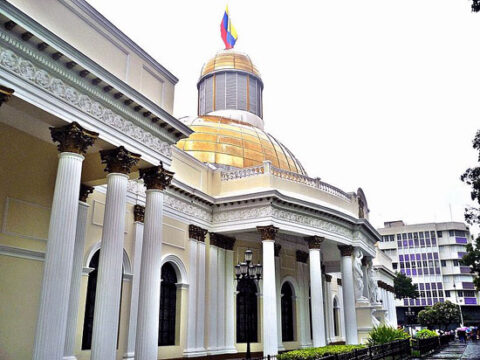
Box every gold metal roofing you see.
[200,50,261,78]
[176,116,306,175]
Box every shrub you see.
[367,325,410,346]
[415,329,438,339]
[277,344,366,360]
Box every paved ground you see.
[421,340,480,360]
[462,341,480,359]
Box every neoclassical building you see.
[0,1,396,360]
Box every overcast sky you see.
[88,0,480,232]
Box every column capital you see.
[305,236,324,249]
[338,245,354,257]
[210,233,236,250]
[134,204,145,223]
[189,224,208,242]
[274,244,282,257]
[0,84,14,107]
[325,274,332,283]
[79,184,94,202]
[139,163,174,190]
[50,121,98,154]
[100,146,140,174]
[257,225,278,241]
[337,278,342,286]
[295,250,309,263]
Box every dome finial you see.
[220,5,238,49]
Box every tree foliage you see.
[461,129,480,290]
[473,0,480,12]
[366,325,410,346]
[418,301,460,330]
[393,272,418,299]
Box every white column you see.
[303,262,313,346]
[308,245,326,347]
[225,248,236,352]
[135,188,166,360]
[337,281,346,341]
[64,195,91,360]
[275,253,284,350]
[296,256,308,348]
[339,246,358,345]
[217,247,226,352]
[362,259,369,299]
[207,245,218,352]
[322,276,329,344]
[388,291,397,326]
[325,277,335,343]
[91,173,129,360]
[196,240,207,352]
[185,239,198,354]
[33,152,85,360]
[262,239,279,356]
[123,216,144,359]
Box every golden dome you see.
[176,116,306,175]
[200,50,261,78]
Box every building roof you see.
[200,49,261,78]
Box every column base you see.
[278,344,286,351]
[63,356,77,360]
[223,347,238,354]
[183,349,208,357]
[300,342,313,349]
[122,352,134,359]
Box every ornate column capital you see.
[134,204,145,223]
[338,245,354,257]
[296,250,309,263]
[79,184,94,202]
[325,274,332,283]
[210,233,236,249]
[337,278,342,286]
[50,121,98,154]
[257,225,278,241]
[189,224,208,242]
[100,146,140,174]
[274,244,282,257]
[305,236,324,249]
[139,163,174,190]
[0,85,14,107]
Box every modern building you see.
[0,1,395,360]
[378,220,480,326]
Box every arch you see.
[281,282,295,342]
[160,254,188,285]
[84,241,132,276]
[280,275,299,297]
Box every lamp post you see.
[453,283,464,326]
[235,249,262,360]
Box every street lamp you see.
[235,249,262,360]
[453,283,465,326]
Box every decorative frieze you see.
[257,225,278,241]
[338,245,354,257]
[50,121,98,155]
[133,204,145,223]
[100,146,140,174]
[305,236,324,249]
[79,184,94,202]
[0,44,172,158]
[296,250,309,263]
[139,163,174,190]
[0,84,14,106]
[210,233,235,250]
[188,224,207,242]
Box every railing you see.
[220,162,353,203]
[411,334,454,357]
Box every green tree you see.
[393,272,418,299]
[473,0,480,12]
[418,301,460,330]
[461,130,480,290]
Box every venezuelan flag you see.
[220,6,238,49]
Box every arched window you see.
[236,279,258,343]
[333,297,340,337]
[81,250,124,350]
[159,262,177,346]
[281,282,294,342]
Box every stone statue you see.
[353,248,367,301]
[367,261,380,304]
